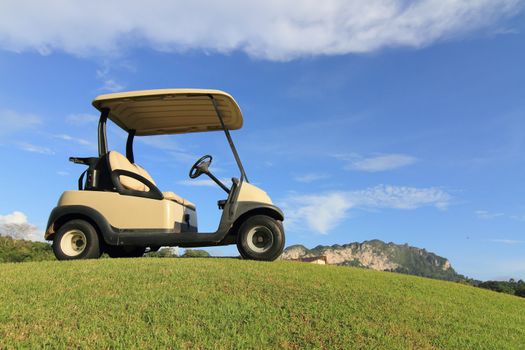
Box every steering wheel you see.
[189,155,213,179]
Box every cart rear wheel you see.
[237,215,285,261]
[53,220,101,260]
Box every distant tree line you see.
[0,235,212,262]
[1,234,524,299]
[144,247,211,258]
[0,235,54,263]
[475,279,525,298]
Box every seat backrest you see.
[134,163,156,186]
[108,151,156,192]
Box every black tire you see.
[53,219,101,260]
[106,245,146,258]
[237,215,285,261]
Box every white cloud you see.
[96,66,125,92]
[18,142,54,155]
[351,185,451,210]
[294,173,330,183]
[338,153,417,172]
[487,239,525,245]
[0,211,40,241]
[66,113,98,125]
[0,109,41,135]
[0,211,28,225]
[0,0,521,60]
[281,185,451,234]
[475,210,505,220]
[54,134,93,147]
[98,79,124,93]
[283,192,353,234]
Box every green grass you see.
[0,259,524,349]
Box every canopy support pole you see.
[126,130,136,163]
[208,95,248,182]
[98,108,109,157]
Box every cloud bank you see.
[0,0,521,60]
[281,185,451,234]
[0,211,41,241]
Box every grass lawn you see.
[0,258,524,349]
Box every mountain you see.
[281,239,464,281]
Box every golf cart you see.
[45,89,285,261]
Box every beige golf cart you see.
[45,89,285,261]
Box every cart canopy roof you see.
[92,89,243,136]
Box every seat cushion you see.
[108,151,149,191]
[134,163,156,185]
[109,151,195,209]
[162,192,196,210]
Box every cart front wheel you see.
[53,220,101,260]
[237,215,285,261]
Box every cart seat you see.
[108,151,195,209]
[162,191,196,210]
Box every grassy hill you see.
[0,259,524,349]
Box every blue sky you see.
[0,0,524,280]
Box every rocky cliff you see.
[282,239,461,281]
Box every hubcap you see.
[60,229,87,257]
[246,226,274,253]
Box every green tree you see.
[146,247,178,258]
[0,235,54,263]
[182,249,210,258]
